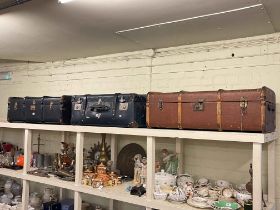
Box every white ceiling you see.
[0,0,279,62]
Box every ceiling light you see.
[116,4,262,34]
[58,0,75,4]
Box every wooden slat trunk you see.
[146,87,276,133]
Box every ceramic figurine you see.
[167,186,186,203]
[140,157,147,187]
[133,154,142,184]
[161,149,178,175]
[183,182,194,198]
[155,160,161,173]
[60,142,75,169]
[91,163,119,188]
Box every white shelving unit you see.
[0,122,277,210]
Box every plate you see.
[116,143,146,178]
[211,201,241,210]
[187,198,211,209]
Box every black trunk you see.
[42,96,72,124]
[72,93,146,127]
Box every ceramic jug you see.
[4,180,13,194]
[42,188,56,203]
[30,192,42,210]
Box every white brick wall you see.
[1,33,280,209]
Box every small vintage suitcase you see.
[7,97,25,122]
[25,97,43,123]
[82,93,146,127]
[71,95,87,125]
[147,87,276,133]
[42,96,72,124]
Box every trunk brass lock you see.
[240,97,248,109]
[193,99,204,111]
[158,100,164,110]
[30,105,36,111]
[49,101,53,110]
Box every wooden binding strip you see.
[260,89,266,133]
[217,90,222,131]
[146,93,150,128]
[178,92,182,129]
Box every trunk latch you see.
[240,97,248,110]
[158,100,164,110]
[193,99,204,111]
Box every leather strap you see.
[260,89,265,132]
[217,90,222,131]
[178,92,182,129]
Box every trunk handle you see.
[267,103,275,112]
[90,104,110,112]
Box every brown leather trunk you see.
[146,87,276,133]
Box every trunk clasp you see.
[193,99,204,111]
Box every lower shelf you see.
[0,168,276,210]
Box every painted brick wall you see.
[0,32,280,209]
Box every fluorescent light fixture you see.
[58,0,75,3]
[116,4,263,34]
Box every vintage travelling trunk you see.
[42,96,72,124]
[25,97,43,123]
[70,95,87,125]
[82,93,146,127]
[147,87,276,133]
[7,97,25,122]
